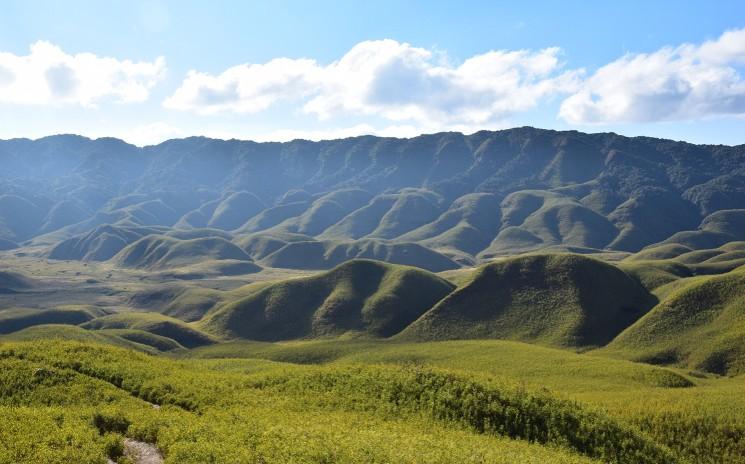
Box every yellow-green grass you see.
[184,338,745,463]
[0,340,643,464]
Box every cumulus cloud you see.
[164,57,321,114]
[0,41,165,106]
[165,39,580,125]
[560,28,745,124]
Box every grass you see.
[0,339,679,464]
[183,338,745,464]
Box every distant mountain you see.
[1,128,744,269]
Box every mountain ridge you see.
[2,127,745,270]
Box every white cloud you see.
[164,58,322,114]
[165,39,580,126]
[0,41,165,106]
[560,28,745,124]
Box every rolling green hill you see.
[201,259,455,340]
[81,312,216,348]
[48,224,166,261]
[0,324,176,353]
[112,235,258,270]
[0,270,36,293]
[400,254,655,347]
[207,191,266,230]
[399,193,503,255]
[260,238,459,272]
[603,265,745,375]
[0,305,108,334]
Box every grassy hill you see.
[261,238,459,272]
[0,270,37,293]
[0,324,176,353]
[400,254,655,347]
[200,259,455,340]
[0,305,108,334]
[112,235,258,270]
[479,191,618,258]
[127,285,224,322]
[603,265,745,375]
[207,191,266,230]
[48,224,166,261]
[81,312,216,348]
[399,193,503,255]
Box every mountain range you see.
[1,127,744,272]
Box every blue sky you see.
[1,0,744,145]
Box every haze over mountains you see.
[1,127,744,273]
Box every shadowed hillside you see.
[0,270,36,293]
[400,254,656,347]
[0,306,108,334]
[201,259,455,340]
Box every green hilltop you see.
[399,254,655,347]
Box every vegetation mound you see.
[112,235,254,270]
[268,365,675,464]
[605,265,745,375]
[400,254,655,347]
[0,306,106,334]
[201,259,455,340]
[207,191,266,230]
[81,313,215,348]
[400,193,503,255]
[261,238,459,272]
[128,285,222,322]
[0,270,36,293]
[0,324,181,353]
[48,224,165,261]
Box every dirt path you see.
[107,439,163,464]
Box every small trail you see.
[108,439,164,464]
